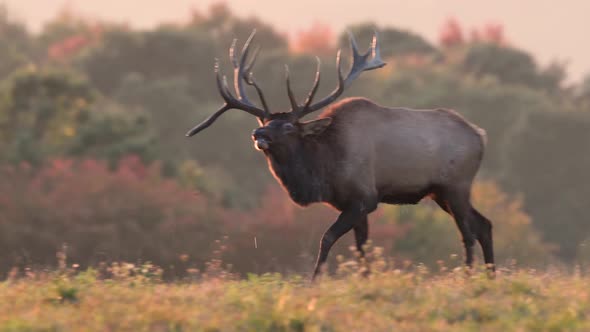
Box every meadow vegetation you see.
[1,254,589,331]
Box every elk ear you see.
[300,117,333,137]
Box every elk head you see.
[185,30,386,154]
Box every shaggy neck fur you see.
[264,139,333,206]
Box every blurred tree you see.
[189,3,288,52]
[0,5,34,78]
[67,101,154,163]
[576,73,590,106]
[0,68,153,164]
[0,68,95,164]
[37,7,103,59]
[461,43,565,92]
[340,23,437,59]
[114,74,197,162]
[462,44,538,85]
[503,110,590,259]
[78,27,217,98]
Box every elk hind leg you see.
[470,207,495,271]
[434,188,476,268]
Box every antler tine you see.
[217,61,265,119]
[243,44,260,74]
[286,57,323,114]
[233,30,255,103]
[235,30,271,116]
[293,31,386,118]
[294,49,344,117]
[215,60,234,102]
[185,61,237,137]
[371,31,381,59]
[367,32,385,74]
[242,45,270,113]
[302,56,321,111]
[342,30,385,88]
[186,30,271,137]
[186,30,270,136]
[348,31,365,62]
[186,104,231,137]
[229,39,239,68]
[285,65,300,112]
[246,72,270,113]
[335,49,344,87]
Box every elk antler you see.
[186,30,269,137]
[287,31,386,119]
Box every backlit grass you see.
[1,256,589,331]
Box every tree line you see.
[1,4,589,276]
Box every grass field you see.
[1,256,589,332]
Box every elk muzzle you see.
[252,128,271,151]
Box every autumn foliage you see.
[45,8,104,61]
[290,22,335,56]
[48,32,97,61]
[0,156,552,278]
[0,156,396,277]
[0,157,218,277]
[439,19,465,48]
[439,18,507,47]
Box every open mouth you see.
[253,135,271,151]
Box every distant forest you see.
[1,3,589,277]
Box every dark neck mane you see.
[265,140,333,206]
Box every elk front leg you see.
[353,216,370,277]
[312,205,366,280]
[353,216,369,257]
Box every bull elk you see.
[186,30,494,279]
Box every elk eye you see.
[282,123,295,132]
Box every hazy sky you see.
[4,0,589,82]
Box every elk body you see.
[187,31,494,279]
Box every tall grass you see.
[1,249,588,332]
